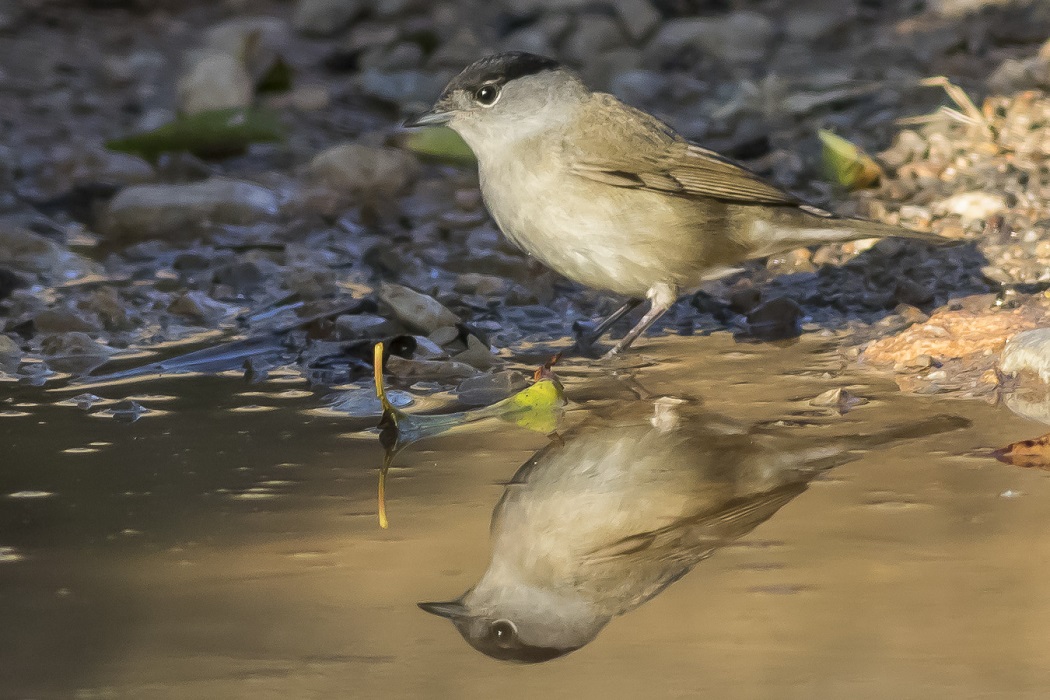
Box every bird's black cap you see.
[443,52,561,96]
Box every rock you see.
[429,27,484,68]
[177,53,254,115]
[0,222,64,274]
[647,12,774,65]
[293,0,364,36]
[308,143,419,200]
[201,16,290,81]
[564,15,627,64]
[378,283,460,334]
[48,144,155,193]
[454,273,512,297]
[213,257,280,294]
[39,332,112,375]
[361,42,425,71]
[0,267,24,301]
[33,308,101,334]
[358,68,448,106]
[457,369,528,406]
[809,387,868,414]
[502,26,556,56]
[609,69,668,105]
[168,291,232,325]
[454,333,498,370]
[102,179,280,243]
[1001,328,1050,383]
[612,0,662,42]
[0,334,21,373]
[864,307,1041,367]
[784,7,853,43]
[334,313,400,339]
[263,84,331,111]
[934,192,1008,226]
[384,355,480,381]
[745,297,802,340]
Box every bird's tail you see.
[749,207,955,257]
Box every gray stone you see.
[454,334,498,370]
[0,222,64,274]
[564,15,627,64]
[611,0,662,42]
[0,334,21,374]
[647,12,775,65]
[385,355,480,381]
[293,0,364,36]
[379,282,460,334]
[33,308,101,334]
[361,42,425,71]
[202,16,290,80]
[177,53,254,115]
[102,179,280,242]
[457,369,528,406]
[334,313,400,339]
[168,291,233,325]
[358,68,449,106]
[308,143,420,199]
[609,69,668,105]
[454,273,512,296]
[39,332,113,375]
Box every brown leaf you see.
[993,433,1050,469]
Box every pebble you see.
[177,53,254,115]
[39,332,112,374]
[33,308,101,334]
[102,179,280,242]
[168,291,233,325]
[457,369,528,406]
[334,313,401,339]
[0,222,65,275]
[646,12,775,66]
[308,143,420,200]
[293,0,364,37]
[0,334,21,373]
[378,282,460,334]
[385,355,480,381]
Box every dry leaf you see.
[993,433,1050,469]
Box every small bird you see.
[405,52,947,357]
[418,399,968,663]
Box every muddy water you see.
[2,334,1050,699]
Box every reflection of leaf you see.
[107,108,284,161]
[818,129,883,191]
[993,433,1050,469]
[401,126,476,165]
[373,342,565,528]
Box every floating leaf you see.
[993,432,1050,469]
[373,342,565,528]
[401,126,476,165]
[818,129,883,191]
[107,107,284,161]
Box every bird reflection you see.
[420,398,968,663]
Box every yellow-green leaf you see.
[818,129,883,191]
[401,126,476,165]
[107,107,284,161]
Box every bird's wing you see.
[566,93,800,206]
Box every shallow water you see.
[3,334,1050,699]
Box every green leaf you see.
[401,126,476,165]
[256,56,294,94]
[818,129,883,191]
[106,107,284,161]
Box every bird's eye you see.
[475,84,500,106]
[490,619,517,648]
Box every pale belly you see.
[479,159,711,298]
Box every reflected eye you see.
[490,619,517,648]
[475,84,500,106]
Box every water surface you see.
[3,334,1049,699]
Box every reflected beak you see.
[403,109,453,128]
[418,600,468,620]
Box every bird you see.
[404,52,947,357]
[418,398,968,662]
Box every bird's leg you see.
[573,298,643,350]
[602,283,678,359]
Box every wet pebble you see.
[378,283,460,334]
[456,369,528,406]
[308,143,420,201]
[0,334,21,373]
[334,313,401,339]
[102,179,280,242]
[39,332,112,374]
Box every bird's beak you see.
[418,600,468,620]
[403,108,453,128]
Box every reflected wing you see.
[566,93,799,207]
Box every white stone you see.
[177,53,253,115]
